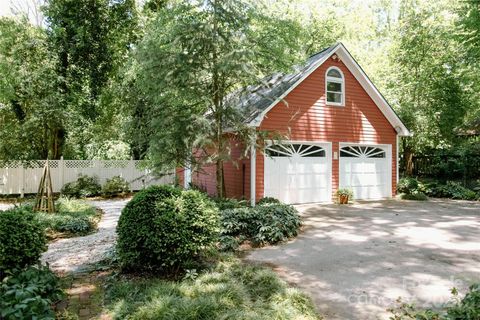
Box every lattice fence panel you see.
[0,160,174,195]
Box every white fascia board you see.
[249,43,411,137]
[248,43,342,127]
[335,44,410,136]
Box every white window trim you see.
[325,66,345,107]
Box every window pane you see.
[327,81,342,92]
[327,69,342,78]
[327,92,342,103]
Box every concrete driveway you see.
[246,199,480,320]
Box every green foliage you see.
[389,283,480,320]
[0,209,47,275]
[61,174,102,198]
[26,197,99,237]
[423,181,478,200]
[212,197,249,210]
[136,0,305,195]
[336,188,353,197]
[397,177,428,201]
[397,177,420,195]
[117,185,219,273]
[220,202,301,250]
[0,264,64,320]
[101,176,130,198]
[257,197,281,205]
[400,192,428,201]
[104,254,319,320]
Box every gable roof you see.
[236,42,410,136]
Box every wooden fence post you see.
[20,161,25,198]
[60,156,65,191]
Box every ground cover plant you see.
[0,264,64,320]
[103,254,320,320]
[219,200,301,251]
[389,284,480,319]
[398,177,479,201]
[19,198,101,238]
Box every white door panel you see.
[264,143,331,204]
[339,145,391,200]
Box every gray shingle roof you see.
[234,44,337,124]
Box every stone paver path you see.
[42,199,129,273]
[0,202,14,211]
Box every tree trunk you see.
[216,159,223,198]
[403,140,414,176]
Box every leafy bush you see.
[389,283,480,319]
[257,197,281,205]
[117,185,219,273]
[220,203,301,250]
[212,197,249,210]
[0,208,47,275]
[397,177,420,195]
[101,175,130,198]
[0,264,64,320]
[400,192,428,201]
[61,174,101,198]
[424,181,477,200]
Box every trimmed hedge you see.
[0,208,47,276]
[117,185,219,273]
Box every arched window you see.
[326,67,344,106]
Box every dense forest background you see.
[0,0,479,180]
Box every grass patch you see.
[103,254,320,320]
[19,198,101,239]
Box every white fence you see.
[0,159,175,195]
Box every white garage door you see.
[339,145,391,200]
[264,143,331,204]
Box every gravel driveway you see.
[41,198,129,273]
[247,199,480,320]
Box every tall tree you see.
[0,17,63,159]
[136,0,304,196]
[40,0,139,159]
[386,0,474,174]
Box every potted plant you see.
[336,188,353,204]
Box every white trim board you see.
[248,43,411,137]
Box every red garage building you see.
[180,43,410,205]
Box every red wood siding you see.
[191,138,247,199]
[257,57,397,201]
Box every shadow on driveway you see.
[246,199,480,320]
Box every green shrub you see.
[257,197,281,205]
[0,264,64,320]
[424,181,477,200]
[0,208,47,275]
[61,174,101,198]
[389,283,480,319]
[220,203,301,249]
[212,197,249,210]
[397,177,420,195]
[400,192,428,201]
[102,175,130,198]
[117,185,219,273]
